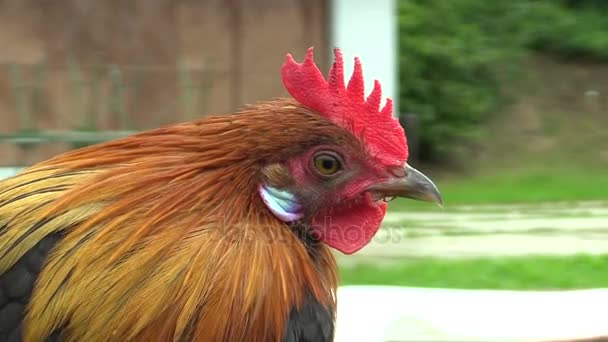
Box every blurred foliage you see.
[398,0,525,163]
[522,1,608,61]
[399,0,608,162]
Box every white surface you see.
[335,286,608,342]
[330,0,399,113]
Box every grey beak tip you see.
[435,190,444,207]
[371,163,444,208]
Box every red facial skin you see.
[286,145,400,254]
[281,47,410,254]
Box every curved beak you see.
[368,163,443,206]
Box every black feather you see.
[0,233,62,342]
[283,291,334,342]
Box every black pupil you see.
[321,158,335,170]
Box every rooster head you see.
[259,47,442,254]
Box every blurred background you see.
[0,0,607,290]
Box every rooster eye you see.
[313,153,342,176]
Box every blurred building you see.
[0,0,397,167]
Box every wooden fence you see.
[0,61,220,165]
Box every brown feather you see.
[0,99,352,341]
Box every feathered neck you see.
[0,99,343,341]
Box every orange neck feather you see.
[0,99,347,341]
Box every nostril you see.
[388,166,407,178]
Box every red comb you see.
[281,47,409,165]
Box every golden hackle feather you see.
[0,99,348,341]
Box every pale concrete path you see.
[337,201,608,264]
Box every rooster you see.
[0,48,442,342]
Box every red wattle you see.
[311,196,387,254]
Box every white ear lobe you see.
[259,185,304,222]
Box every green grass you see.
[339,254,608,290]
[389,165,608,211]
